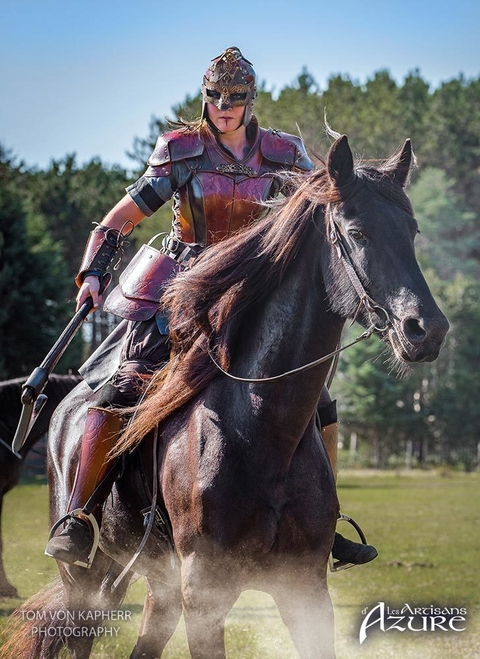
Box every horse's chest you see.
[160,405,338,557]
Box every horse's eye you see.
[349,229,366,243]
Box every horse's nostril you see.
[403,317,427,343]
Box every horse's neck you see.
[0,380,24,437]
[231,235,343,439]
[0,375,81,448]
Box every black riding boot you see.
[332,532,378,564]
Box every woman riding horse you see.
[4,132,449,659]
[45,46,376,569]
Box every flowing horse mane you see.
[116,150,413,455]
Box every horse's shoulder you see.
[147,130,204,169]
[260,128,313,172]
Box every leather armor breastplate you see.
[174,129,281,245]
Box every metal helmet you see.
[202,47,257,127]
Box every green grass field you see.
[0,470,478,658]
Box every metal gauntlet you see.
[75,226,125,288]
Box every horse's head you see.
[324,135,449,364]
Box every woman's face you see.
[206,103,245,133]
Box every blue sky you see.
[1,0,479,171]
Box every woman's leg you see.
[46,317,170,567]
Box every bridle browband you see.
[207,203,392,384]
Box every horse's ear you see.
[327,135,354,188]
[385,139,414,188]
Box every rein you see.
[110,426,161,593]
[207,204,392,384]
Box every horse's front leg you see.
[130,574,182,659]
[272,565,335,659]
[181,553,240,659]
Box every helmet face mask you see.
[202,47,257,127]
[203,84,250,110]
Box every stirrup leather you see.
[329,513,369,573]
[45,509,100,569]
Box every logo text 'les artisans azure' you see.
[359,602,467,644]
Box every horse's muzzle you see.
[389,312,449,363]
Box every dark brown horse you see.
[2,136,449,659]
[0,374,81,598]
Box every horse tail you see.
[0,578,71,659]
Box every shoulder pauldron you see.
[146,130,205,176]
[260,129,313,172]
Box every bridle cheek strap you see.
[327,204,392,333]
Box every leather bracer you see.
[75,226,125,288]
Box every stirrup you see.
[45,508,100,569]
[329,513,369,573]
